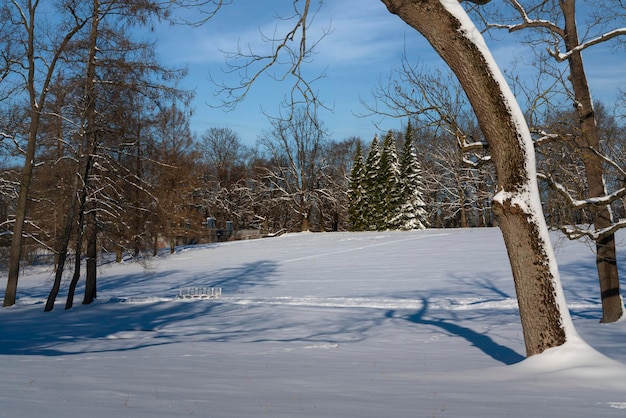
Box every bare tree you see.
[197,127,251,187]
[43,0,189,310]
[258,108,329,232]
[473,0,626,322]
[1,0,91,307]
[318,137,358,232]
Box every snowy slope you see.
[1,228,626,417]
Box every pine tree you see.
[396,122,428,230]
[348,140,367,231]
[379,130,401,229]
[363,135,382,230]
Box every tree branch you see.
[210,0,331,112]
[548,28,626,62]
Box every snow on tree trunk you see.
[380,0,576,356]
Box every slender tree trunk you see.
[81,0,100,306]
[3,1,88,307]
[4,121,38,307]
[458,176,467,228]
[65,152,93,309]
[83,207,97,304]
[4,4,40,307]
[381,0,574,356]
[44,168,81,312]
[560,0,622,323]
[65,232,84,310]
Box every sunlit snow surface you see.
[1,228,626,417]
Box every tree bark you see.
[380,0,573,356]
[81,0,100,306]
[83,207,97,304]
[65,152,93,310]
[65,228,85,310]
[45,169,81,312]
[559,0,622,323]
[4,119,38,307]
[4,3,40,307]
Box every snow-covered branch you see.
[548,28,626,62]
[531,129,574,147]
[538,172,626,209]
[561,218,626,241]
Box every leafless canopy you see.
[209,0,331,115]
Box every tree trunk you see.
[83,207,97,305]
[4,4,40,307]
[65,153,92,310]
[65,232,84,310]
[381,0,574,356]
[301,212,309,232]
[4,119,38,307]
[559,0,623,323]
[4,0,88,307]
[44,169,81,312]
[458,176,467,228]
[81,0,100,306]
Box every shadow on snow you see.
[0,249,612,363]
[0,260,279,356]
[385,298,525,365]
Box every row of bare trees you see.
[0,0,204,309]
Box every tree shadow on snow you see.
[0,260,280,356]
[386,296,525,365]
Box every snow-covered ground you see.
[2,228,626,417]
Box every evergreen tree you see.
[348,140,367,231]
[396,122,428,230]
[349,127,428,232]
[379,130,401,229]
[363,135,382,230]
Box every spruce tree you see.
[379,130,401,229]
[348,140,367,231]
[396,122,428,230]
[363,135,382,230]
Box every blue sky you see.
[152,1,625,146]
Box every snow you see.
[2,228,626,417]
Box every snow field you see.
[1,228,626,417]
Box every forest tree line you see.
[1,95,624,265]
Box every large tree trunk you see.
[559,0,622,323]
[381,0,574,356]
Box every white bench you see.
[178,287,222,299]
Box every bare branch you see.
[485,0,564,38]
[210,0,331,112]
